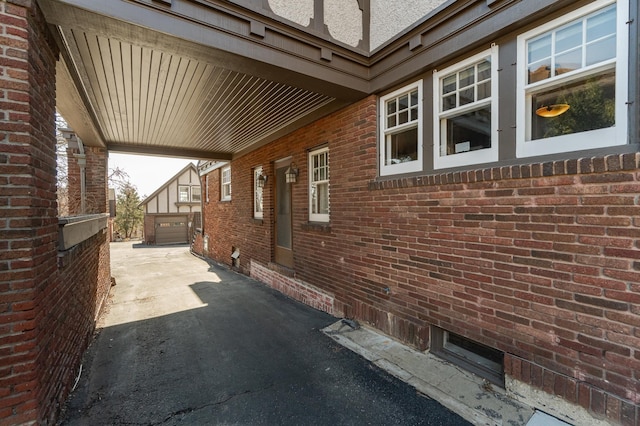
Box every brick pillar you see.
[0,0,59,424]
[65,146,82,215]
[65,144,107,215]
[85,146,108,214]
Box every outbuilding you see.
[140,163,201,245]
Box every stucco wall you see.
[268,0,313,26]
[325,0,362,47]
[370,0,448,50]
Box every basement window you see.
[431,326,504,387]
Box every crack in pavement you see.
[156,384,275,425]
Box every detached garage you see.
[140,163,201,245]
[155,216,189,245]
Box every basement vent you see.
[431,326,504,387]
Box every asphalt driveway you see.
[59,243,470,425]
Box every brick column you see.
[0,0,59,423]
[65,144,108,215]
[85,146,108,214]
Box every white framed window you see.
[205,175,209,203]
[178,185,190,202]
[516,0,628,157]
[253,166,264,219]
[379,80,423,176]
[309,147,329,222]
[221,165,231,201]
[433,45,499,169]
[192,186,201,202]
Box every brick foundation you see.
[250,261,336,315]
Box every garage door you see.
[155,216,188,245]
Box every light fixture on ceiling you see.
[285,163,298,183]
[535,103,570,118]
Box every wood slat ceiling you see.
[59,27,335,158]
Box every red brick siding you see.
[66,146,108,215]
[0,2,112,424]
[251,262,335,315]
[191,231,204,256]
[201,95,640,424]
[143,214,155,244]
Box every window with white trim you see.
[433,46,499,169]
[516,0,628,157]
[205,175,209,203]
[254,166,263,219]
[379,81,423,176]
[309,147,329,222]
[178,185,190,202]
[221,165,231,201]
[192,186,201,202]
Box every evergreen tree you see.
[115,183,144,239]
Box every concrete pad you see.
[324,321,535,426]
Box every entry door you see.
[274,160,293,268]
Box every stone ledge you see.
[58,213,108,250]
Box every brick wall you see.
[66,145,108,215]
[0,1,112,424]
[200,95,640,424]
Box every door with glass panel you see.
[274,158,293,268]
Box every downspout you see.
[73,138,86,214]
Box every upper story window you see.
[254,166,264,219]
[516,0,628,157]
[179,185,190,202]
[179,185,201,202]
[309,147,329,222]
[192,186,201,202]
[379,81,423,176]
[205,175,209,203]
[221,165,231,201]
[433,45,499,169]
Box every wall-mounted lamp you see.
[285,163,298,183]
[535,103,570,118]
[256,172,268,188]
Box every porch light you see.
[256,172,268,188]
[285,163,298,183]
[535,103,570,118]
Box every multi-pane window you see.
[254,166,263,219]
[178,186,190,202]
[433,46,499,169]
[517,0,627,157]
[191,186,201,202]
[179,185,201,202]
[379,81,423,176]
[221,165,231,201]
[309,147,329,222]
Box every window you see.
[221,165,231,201]
[309,147,329,222]
[254,166,264,219]
[379,81,423,176]
[178,185,190,202]
[516,0,628,157]
[192,186,201,202]
[205,175,209,203]
[433,46,499,169]
[431,326,504,387]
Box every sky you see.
[108,153,195,198]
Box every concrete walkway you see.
[59,243,471,425]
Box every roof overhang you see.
[40,0,371,160]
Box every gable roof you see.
[139,162,199,207]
